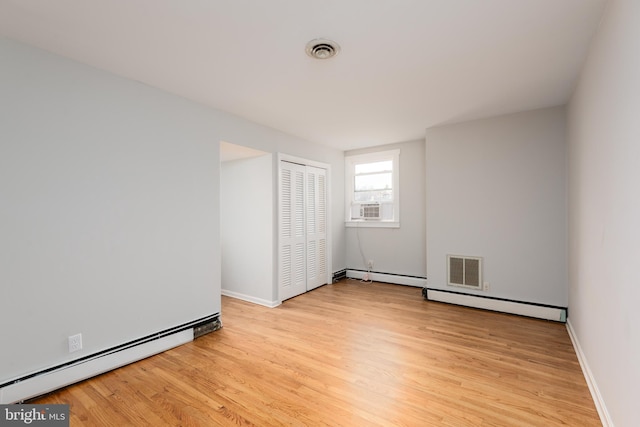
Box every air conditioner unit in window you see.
[358,202,381,220]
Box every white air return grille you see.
[360,203,380,219]
[448,255,482,289]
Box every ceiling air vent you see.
[306,38,341,60]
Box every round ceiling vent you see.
[305,38,341,59]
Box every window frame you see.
[345,149,400,228]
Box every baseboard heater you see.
[423,289,567,322]
[332,269,347,282]
[0,314,221,404]
[346,269,426,287]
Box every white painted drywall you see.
[567,0,640,424]
[345,140,426,278]
[221,154,275,305]
[207,117,345,280]
[425,107,567,306]
[0,36,346,390]
[0,37,220,384]
[206,125,345,287]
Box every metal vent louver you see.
[448,255,482,289]
[360,203,381,219]
[306,39,341,59]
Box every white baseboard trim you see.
[346,270,426,287]
[0,329,193,404]
[222,289,280,308]
[566,319,613,427]
[425,289,566,322]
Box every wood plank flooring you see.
[33,280,601,426]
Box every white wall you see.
[0,36,220,384]
[0,36,346,388]
[567,0,640,424]
[212,125,345,279]
[345,139,426,278]
[221,154,275,305]
[425,107,567,306]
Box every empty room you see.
[1,1,638,426]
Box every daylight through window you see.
[345,150,399,227]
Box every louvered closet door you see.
[306,166,328,291]
[279,162,307,301]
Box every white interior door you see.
[279,162,306,301]
[279,160,329,301]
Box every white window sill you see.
[345,220,399,229]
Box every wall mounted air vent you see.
[447,255,482,289]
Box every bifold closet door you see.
[279,162,306,301]
[279,161,328,301]
[306,166,327,291]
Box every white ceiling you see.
[0,0,607,151]
[219,141,268,163]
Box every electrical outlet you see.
[367,259,374,269]
[483,282,490,291]
[68,333,83,353]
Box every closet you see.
[279,159,328,301]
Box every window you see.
[345,149,399,227]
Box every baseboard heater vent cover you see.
[424,289,566,322]
[332,269,347,282]
[0,313,220,404]
[194,317,222,338]
[346,270,426,287]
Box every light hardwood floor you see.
[33,280,601,426]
